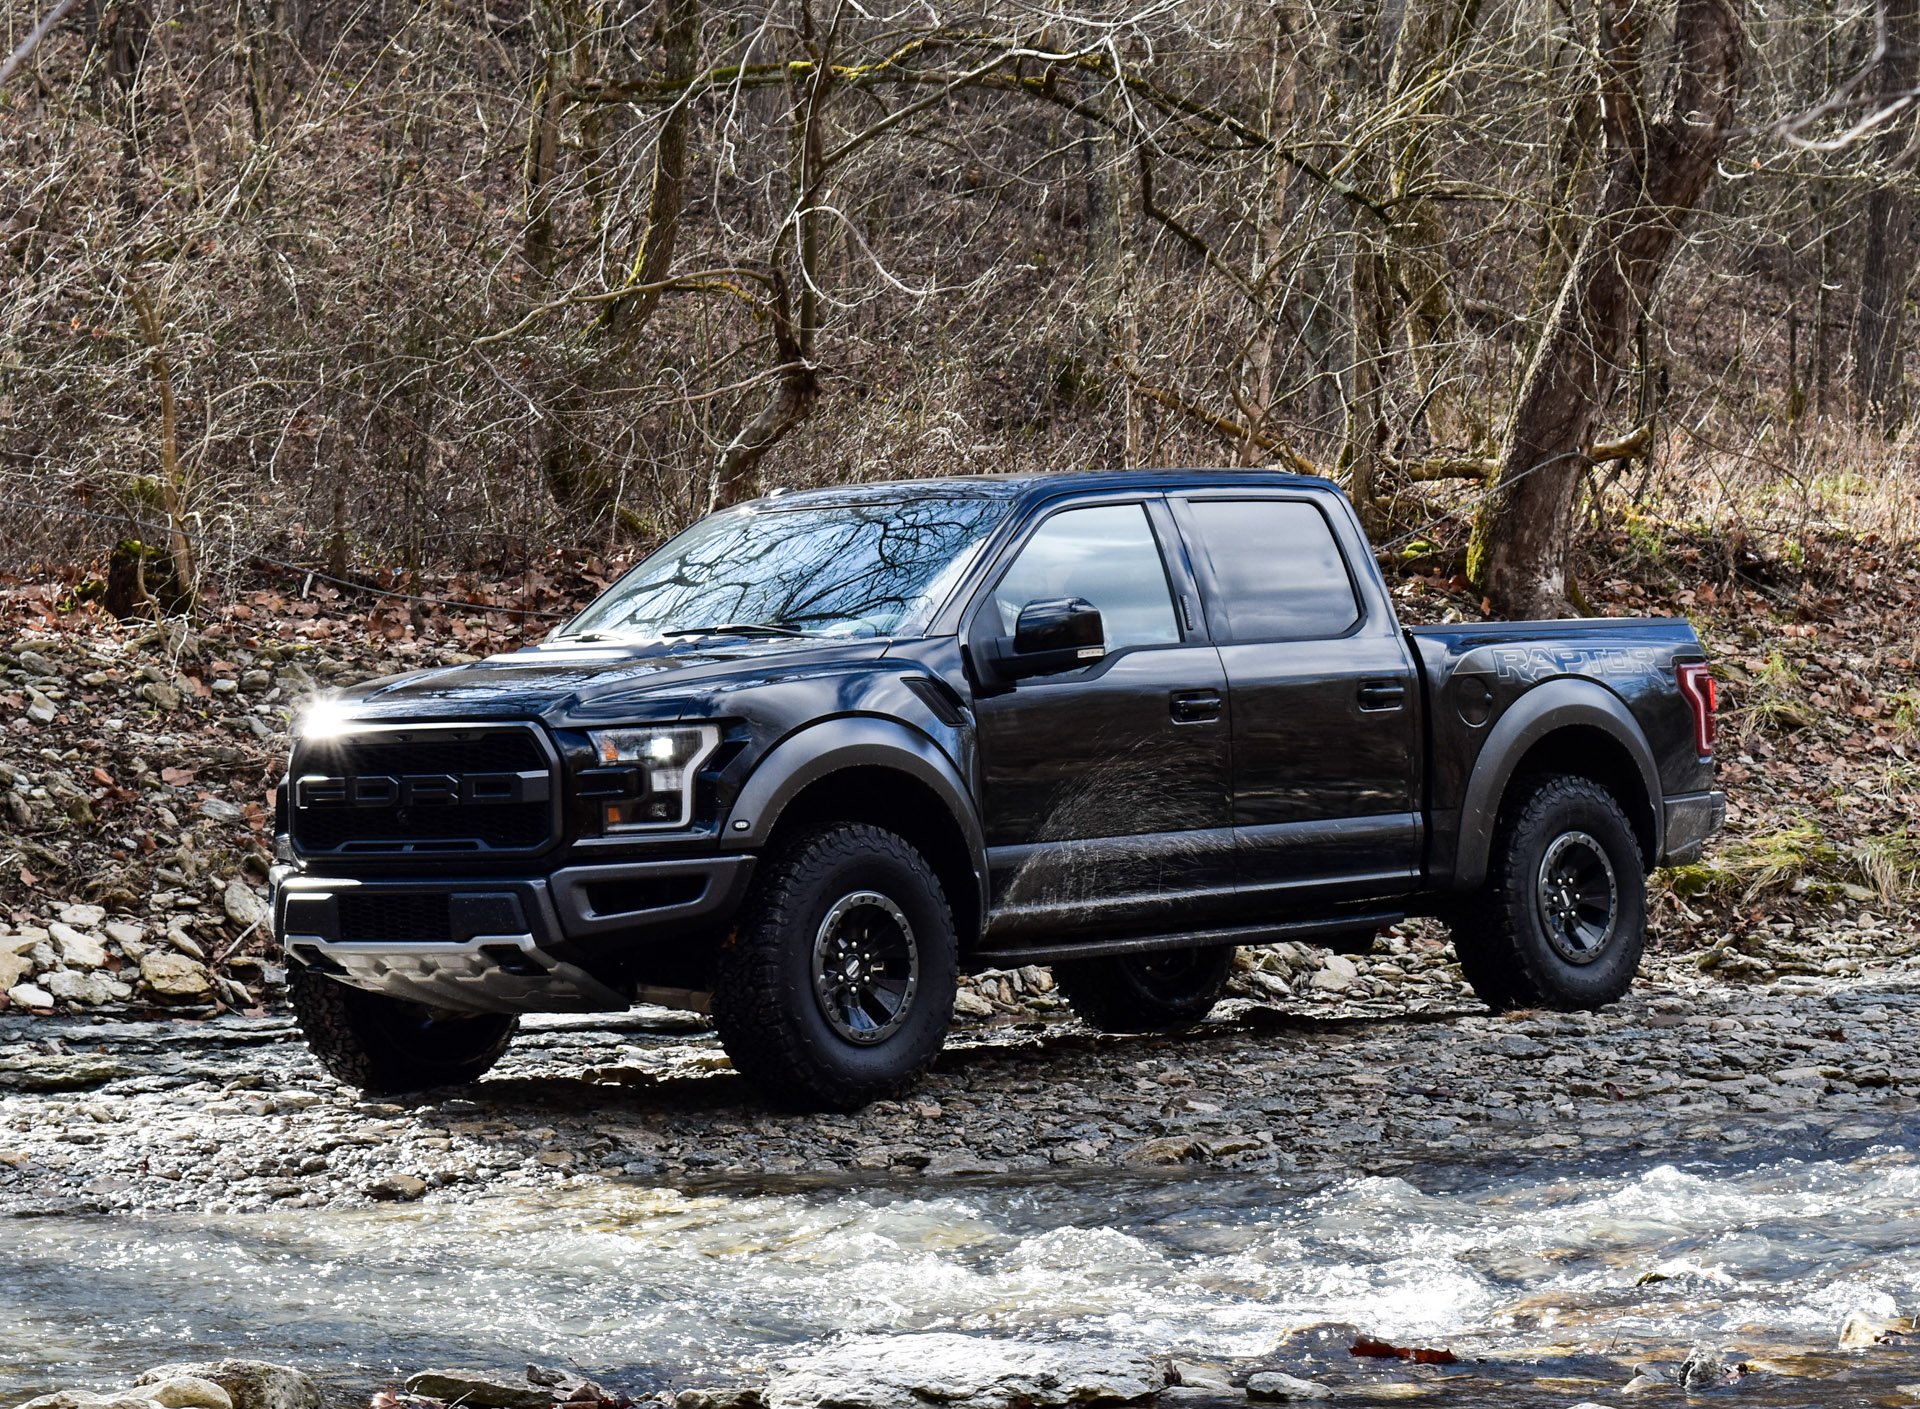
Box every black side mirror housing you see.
[990,597,1105,680]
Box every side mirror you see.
[991,597,1105,680]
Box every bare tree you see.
[1469,0,1744,617]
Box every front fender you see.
[1451,678,1664,891]
[718,714,988,918]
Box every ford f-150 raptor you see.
[272,471,1725,1109]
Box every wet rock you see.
[674,1389,766,1409]
[1840,1312,1917,1347]
[140,951,214,1001]
[368,1174,429,1202]
[1167,1364,1233,1394]
[770,1334,1164,1409]
[137,1362,320,1409]
[1242,1375,1328,1403]
[1675,1346,1739,1390]
[17,1392,157,1409]
[144,1378,235,1409]
[0,1052,140,1091]
[404,1371,554,1409]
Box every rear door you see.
[1170,491,1422,914]
[965,496,1235,939]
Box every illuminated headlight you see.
[590,725,720,830]
[295,697,353,740]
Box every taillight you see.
[1676,662,1717,758]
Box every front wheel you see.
[712,822,957,1111]
[1451,775,1647,1013]
[288,966,519,1094]
[1053,945,1235,1033]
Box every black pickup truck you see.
[272,471,1724,1109]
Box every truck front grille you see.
[289,723,556,857]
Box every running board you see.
[970,910,1402,968]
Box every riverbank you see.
[5,968,1920,1408]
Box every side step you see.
[971,910,1402,968]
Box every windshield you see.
[563,496,1008,641]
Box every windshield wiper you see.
[660,622,815,639]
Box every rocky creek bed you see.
[5,964,1920,1407]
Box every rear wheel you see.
[288,966,518,1094]
[1053,945,1235,1033]
[712,822,957,1111]
[1451,775,1646,1012]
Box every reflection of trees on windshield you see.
[570,498,1005,639]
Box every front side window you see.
[564,497,1007,641]
[1183,498,1360,641]
[990,503,1180,651]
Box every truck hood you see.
[318,635,896,723]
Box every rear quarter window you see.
[1184,498,1361,642]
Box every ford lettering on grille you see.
[296,771,551,809]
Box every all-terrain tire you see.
[1052,945,1235,1033]
[712,822,958,1111]
[1451,774,1647,1013]
[288,965,519,1094]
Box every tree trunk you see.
[1468,0,1742,617]
[1851,0,1920,427]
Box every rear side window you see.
[1184,499,1360,642]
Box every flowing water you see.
[5,1122,1920,1406]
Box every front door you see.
[1171,492,1422,914]
[968,499,1234,940]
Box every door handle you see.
[1357,679,1407,712]
[1170,689,1223,724]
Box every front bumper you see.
[1660,789,1727,866]
[272,854,754,1014]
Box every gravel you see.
[2,959,1917,1215]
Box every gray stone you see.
[24,688,56,724]
[59,903,107,928]
[140,952,213,1001]
[16,1393,155,1409]
[145,1378,234,1409]
[223,878,268,930]
[1243,1376,1329,1403]
[770,1334,1163,1409]
[674,1390,766,1409]
[404,1374,554,1409]
[50,922,108,969]
[137,1362,320,1409]
[368,1174,428,1202]
[6,981,54,1009]
[199,799,245,822]
[45,969,129,1005]
[140,681,182,711]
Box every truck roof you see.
[749,468,1341,512]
